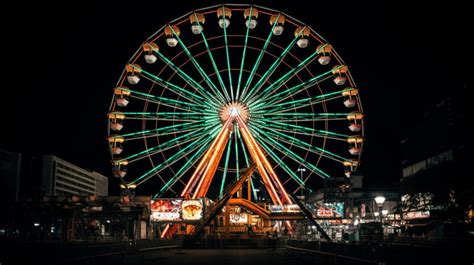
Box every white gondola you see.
[318,56,331,65]
[334,76,347,85]
[191,24,203,34]
[316,44,333,65]
[127,75,140,84]
[144,54,157,64]
[270,14,285,35]
[164,25,180,48]
[295,27,310,48]
[246,19,257,29]
[190,13,205,34]
[344,99,357,108]
[349,147,361,155]
[349,123,362,132]
[244,7,258,29]
[142,42,159,64]
[125,64,142,85]
[217,7,231,29]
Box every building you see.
[42,155,108,196]
[0,150,109,202]
[399,85,469,237]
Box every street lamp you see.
[374,195,386,238]
[297,168,306,197]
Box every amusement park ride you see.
[107,4,364,240]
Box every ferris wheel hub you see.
[220,102,248,124]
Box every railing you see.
[285,245,380,265]
[61,244,179,265]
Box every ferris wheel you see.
[107,4,364,205]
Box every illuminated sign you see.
[403,211,430,220]
[150,199,203,222]
[230,213,248,223]
[312,202,344,218]
[269,204,301,213]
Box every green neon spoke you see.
[221,7,234,100]
[234,123,240,182]
[262,127,351,163]
[248,75,333,110]
[250,119,349,141]
[259,112,350,118]
[251,126,331,179]
[122,121,219,141]
[131,129,218,186]
[134,136,213,187]
[120,121,200,138]
[122,87,202,110]
[122,111,213,122]
[250,65,343,108]
[237,133,258,200]
[134,66,205,104]
[243,28,303,102]
[219,137,233,199]
[256,138,305,186]
[254,89,342,114]
[252,52,318,101]
[239,13,280,101]
[120,128,208,163]
[124,125,204,141]
[155,51,224,108]
[155,140,211,198]
[170,23,228,102]
[236,6,252,101]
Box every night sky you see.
[2,1,467,195]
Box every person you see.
[271,230,278,251]
[247,225,254,236]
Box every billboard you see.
[150,199,203,222]
[313,202,344,218]
[230,213,248,224]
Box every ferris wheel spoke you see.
[255,137,305,187]
[261,127,351,163]
[169,25,230,103]
[154,51,225,108]
[220,8,234,100]
[254,89,343,114]
[131,133,216,186]
[236,6,253,101]
[238,115,292,204]
[249,119,349,141]
[120,87,202,111]
[253,128,331,179]
[121,111,211,122]
[124,126,206,141]
[234,123,240,182]
[138,68,206,105]
[254,44,331,102]
[154,140,212,199]
[120,121,206,140]
[260,112,350,123]
[243,27,304,103]
[219,136,233,199]
[120,128,209,163]
[239,14,280,101]
[237,133,259,200]
[248,68,335,109]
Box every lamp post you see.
[297,168,306,197]
[374,195,386,239]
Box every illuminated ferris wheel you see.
[107,4,364,205]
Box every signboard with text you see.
[150,199,203,223]
[311,202,344,219]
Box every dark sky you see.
[2,1,467,195]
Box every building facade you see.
[42,155,108,196]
